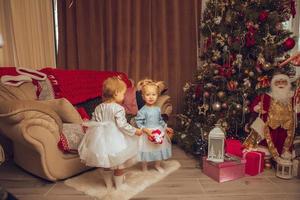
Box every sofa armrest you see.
[0,100,62,129]
[155,95,172,116]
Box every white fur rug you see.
[64,160,181,200]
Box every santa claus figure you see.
[244,72,298,163]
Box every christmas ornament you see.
[198,104,209,115]
[246,32,256,47]
[214,16,222,24]
[283,38,295,50]
[258,10,269,22]
[249,71,255,77]
[218,63,233,78]
[263,33,275,45]
[235,104,242,110]
[217,91,225,99]
[212,102,221,111]
[243,107,249,113]
[233,54,243,68]
[214,69,219,75]
[227,80,238,91]
[257,53,266,65]
[222,102,228,109]
[263,63,272,70]
[243,78,251,88]
[256,76,270,89]
[204,91,210,97]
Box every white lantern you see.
[207,124,225,163]
[276,160,293,179]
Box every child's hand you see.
[135,129,143,136]
[166,127,174,139]
[142,128,153,137]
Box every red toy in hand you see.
[148,129,164,144]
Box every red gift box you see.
[202,156,246,183]
[243,151,265,176]
[225,139,243,157]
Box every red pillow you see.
[76,107,90,120]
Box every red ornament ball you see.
[259,11,269,22]
[283,38,295,50]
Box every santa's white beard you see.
[270,86,292,105]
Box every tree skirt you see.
[64,160,181,200]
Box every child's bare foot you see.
[154,165,165,173]
[154,161,164,173]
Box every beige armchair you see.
[0,82,90,181]
[0,81,172,181]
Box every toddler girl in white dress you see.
[135,81,173,173]
[78,77,142,190]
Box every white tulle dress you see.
[78,102,139,169]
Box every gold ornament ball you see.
[249,71,255,77]
[212,102,222,111]
[217,91,225,99]
[243,81,251,88]
[214,69,219,74]
[244,69,249,74]
[236,104,242,110]
[263,63,271,70]
[212,56,218,61]
[243,107,249,113]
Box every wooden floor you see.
[0,145,300,200]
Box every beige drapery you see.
[58,0,201,113]
[0,0,55,69]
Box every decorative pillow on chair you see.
[57,123,86,154]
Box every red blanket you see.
[40,68,132,105]
[0,67,132,105]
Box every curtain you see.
[0,0,56,69]
[57,0,202,113]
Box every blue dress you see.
[135,105,172,161]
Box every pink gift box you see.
[202,156,246,183]
[243,151,265,176]
[225,139,243,157]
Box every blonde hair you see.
[137,78,153,91]
[141,81,160,95]
[102,77,127,101]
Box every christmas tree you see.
[176,0,297,156]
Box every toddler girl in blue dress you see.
[135,81,173,173]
